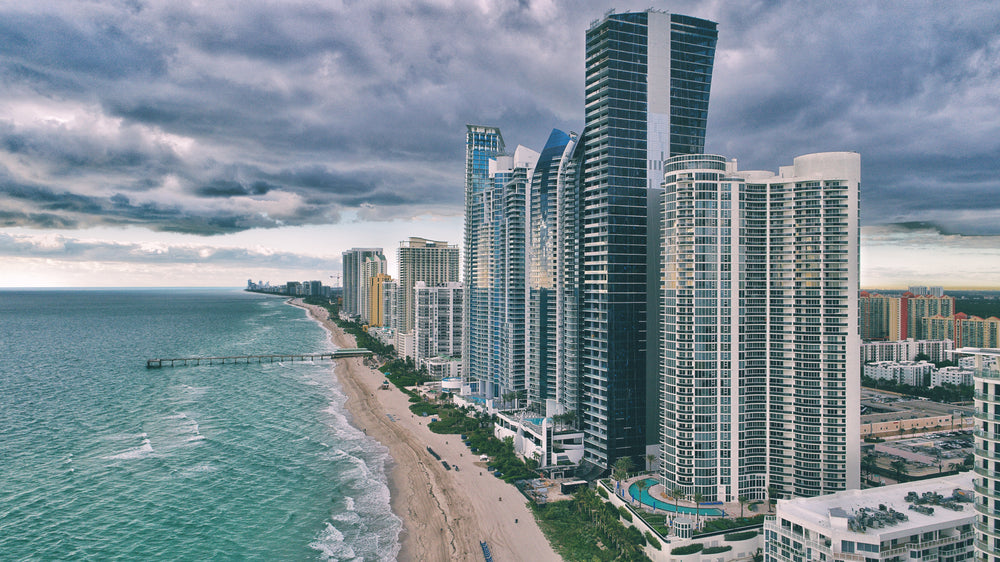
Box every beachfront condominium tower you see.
[482,146,538,398]
[579,9,717,470]
[461,133,539,398]
[359,254,387,323]
[660,152,861,503]
[463,125,506,393]
[342,248,385,319]
[412,281,463,366]
[966,347,1000,562]
[397,237,459,333]
[527,129,579,413]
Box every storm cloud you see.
[0,0,998,238]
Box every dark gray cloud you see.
[0,0,998,238]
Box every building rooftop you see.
[776,472,974,539]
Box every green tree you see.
[670,487,685,520]
[646,453,658,472]
[738,495,749,519]
[614,456,634,480]
[633,478,649,505]
[767,485,779,513]
[890,459,908,482]
[692,491,704,530]
[862,453,877,479]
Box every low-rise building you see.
[494,410,585,476]
[425,355,461,379]
[932,366,974,388]
[865,360,935,387]
[862,339,954,365]
[764,472,975,562]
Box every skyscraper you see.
[660,152,860,502]
[368,273,392,327]
[397,237,459,333]
[413,281,463,365]
[463,125,506,393]
[482,146,538,398]
[579,9,717,470]
[966,347,1000,562]
[528,129,577,412]
[359,254,387,323]
[341,247,385,318]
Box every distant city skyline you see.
[1,1,999,288]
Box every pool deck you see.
[618,476,736,518]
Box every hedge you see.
[619,506,633,522]
[645,532,661,550]
[703,545,732,554]
[725,530,758,542]
[671,543,703,555]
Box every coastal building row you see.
[925,313,1000,349]
[246,279,332,297]
[864,360,975,388]
[862,338,955,365]
[462,8,860,504]
[342,239,462,373]
[860,291,955,342]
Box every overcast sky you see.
[1,0,999,289]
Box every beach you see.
[292,300,560,561]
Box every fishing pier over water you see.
[146,349,372,369]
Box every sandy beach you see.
[290,299,560,561]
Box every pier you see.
[146,348,372,369]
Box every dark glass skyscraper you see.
[580,10,717,470]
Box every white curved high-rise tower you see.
[660,152,861,502]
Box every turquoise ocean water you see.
[0,289,401,560]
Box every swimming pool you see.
[627,479,726,516]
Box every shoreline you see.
[288,299,560,561]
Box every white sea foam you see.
[309,523,355,561]
[106,437,154,460]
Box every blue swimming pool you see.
[627,479,726,516]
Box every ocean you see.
[0,288,401,560]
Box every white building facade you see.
[660,152,860,503]
[962,347,1000,562]
[865,360,935,387]
[862,339,955,365]
[412,281,463,367]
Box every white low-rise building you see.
[425,355,461,379]
[862,339,954,364]
[865,360,935,387]
[764,472,975,562]
[494,409,584,477]
[931,366,974,388]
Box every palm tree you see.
[613,457,634,497]
[645,453,657,472]
[889,459,909,482]
[738,495,749,519]
[861,453,878,483]
[767,485,779,513]
[692,491,704,530]
[670,487,685,521]
[633,477,649,506]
